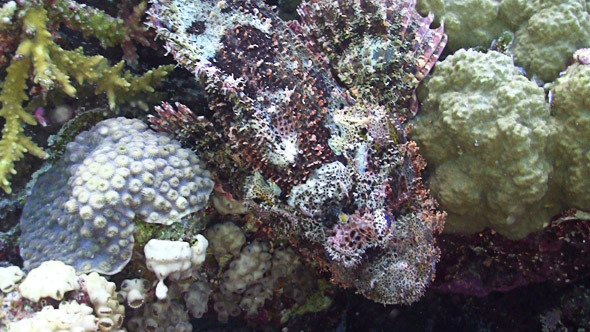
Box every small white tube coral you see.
[0,266,24,293]
[7,301,98,332]
[119,279,149,309]
[191,234,208,267]
[79,272,125,331]
[144,236,209,300]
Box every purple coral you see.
[20,118,214,275]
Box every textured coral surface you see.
[411,49,555,239]
[417,0,590,82]
[20,118,213,275]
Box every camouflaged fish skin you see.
[148,0,446,304]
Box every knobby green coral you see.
[411,49,556,239]
[551,60,590,210]
[412,48,590,239]
[417,0,590,82]
[0,4,173,193]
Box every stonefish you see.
[147,0,447,304]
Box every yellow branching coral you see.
[0,54,48,194]
[0,5,173,193]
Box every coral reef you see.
[1,260,125,331]
[0,266,24,293]
[411,49,556,239]
[79,272,125,330]
[0,2,172,194]
[417,0,505,51]
[205,222,246,264]
[6,0,589,329]
[126,299,192,331]
[144,236,208,299]
[540,284,590,331]
[202,222,314,323]
[411,48,590,239]
[551,60,590,210]
[47,0,158,67]
[511,0,590,82]
[19,261,79,302]
[7,301,98,332]
[417,0,590,82]
[147,0,446,305]
[118,279,149,309]
[434,216,590,297]
[0,1,19,68]
[118,220,322,328]
[19,118,214,275]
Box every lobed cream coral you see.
[0,266,24,293]
[2,261,125,331]
[79,272,125,331]
[19,261,79,302]
[144,236,208,300]
[7,301,98,332]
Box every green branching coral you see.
[48,0,157,67]
[0,4,172,193]
[49,0,131,48]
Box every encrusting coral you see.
[0,2,173,194]
[19,118,214,275]
[551,53,590,210]
[1,260,125,331]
